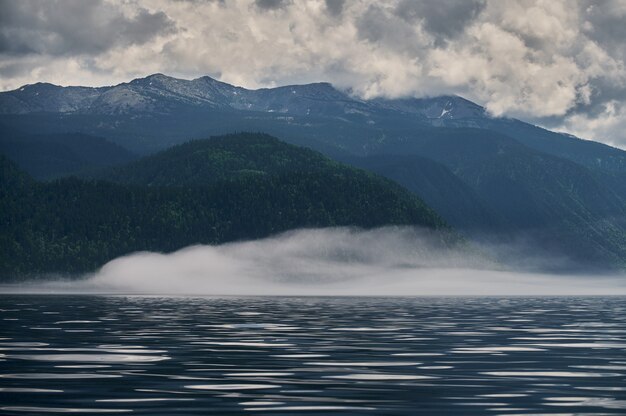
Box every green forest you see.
[0,133,445,279]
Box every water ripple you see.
[0,295,624,414]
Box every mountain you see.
[0,74,367,117]
[0,134,446,278]
[2,74,625,177]
[1,74,626,270]
[338,154,507,233]
[0,131,137,179]
[100,132,359,186]
[339,128,626,268]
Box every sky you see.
[0,0,625,147]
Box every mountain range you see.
[1,74,626,272]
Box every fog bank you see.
[3,227,624,296]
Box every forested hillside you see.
[0,135,446,279]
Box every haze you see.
[5,227,625,296]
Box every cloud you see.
[0,0,625,147]
[254,0,292,10]
[560,100,626,148]
[4,227,625,296]
[395,0,486,44]
[0,0,175,56]
[325,0,345,16]
[581,0,626,63]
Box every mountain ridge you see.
[2,73,623,163]
[0,74,518,128]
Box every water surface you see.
[1,295,625,415]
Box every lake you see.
[1,295,625,415]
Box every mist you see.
[5,227,625,296]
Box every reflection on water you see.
[0,295,625,415]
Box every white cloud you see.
[560,100,626,148]
[7,227,626,296]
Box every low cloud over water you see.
[7,227,626,296]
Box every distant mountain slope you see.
[373,127,626,267]
[0,132,137,179]
[0,134,446,278]
[339,154,506,233]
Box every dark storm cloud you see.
[395,0,485,44]
[254,0,292,10]
[0,59,28,78]
[355,5,419,51]
[0,0,176,56]
[581,0,626,61]
[325,0,345,16]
